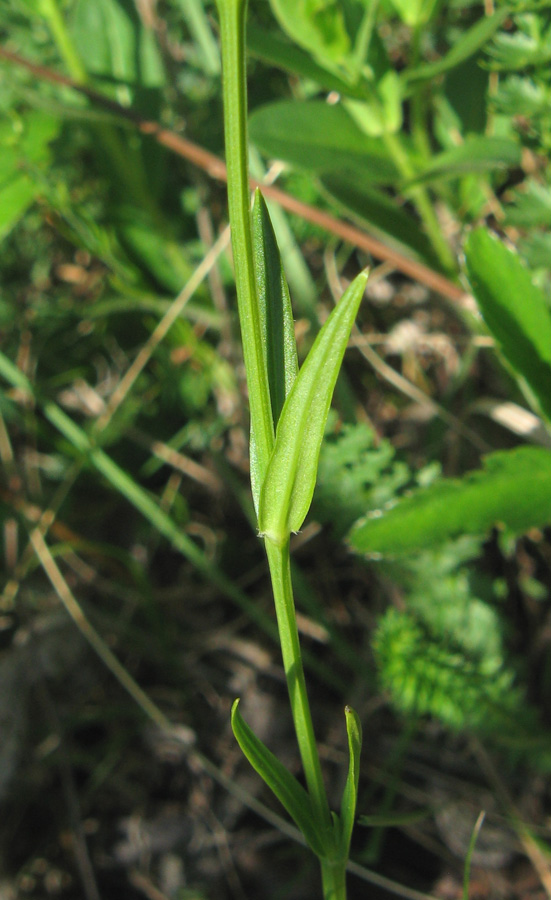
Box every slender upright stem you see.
[321,858,347,900]
[216,2,348,893]
[264,540,332,834]
[217,0,274,484]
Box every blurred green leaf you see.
[486,14,551,70]
[405,7,510,85]
[72,0,165,88]
[409,136,521,185]
[249,100,400,184]
[345,70,403,136]
[175,0,220,74]
[0,110,60,241]
[320,172,442,268]
[268,0,351,72]
[373,606,525,731]
[247,24,367,98]
[0,176,39,243]
[499,72,548,111]
[350,447,551,557]
[465,228,551,422]
[313,423,411,539]
[386,0,440,26]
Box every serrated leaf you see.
[258,271,367,545]
[373,607,525,732]
[250,190,298,510]
[339,706,362,856]
[487,17,551,70]
[231,700,327,857]
[249,100,400,185]
[465,228,551,422]
[349,446,551,557]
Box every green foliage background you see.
[2,0,551,896]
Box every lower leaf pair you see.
[232,699,362,863]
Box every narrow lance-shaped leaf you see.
[404,6,511,85]
[250,190,298,510]
[465,228,551,424]
[338,706,362,857]
[258,270,368,545]
[253,190,298,427]
[231,700,327,857]
[406,137,521,187]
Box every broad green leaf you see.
[247,24,367,99]
[465,229,551,423]
[404,7,511,85]
[339,706,362,857]
[258,271,367,545]
[408,137,521,186]
[0,176,38,242]
[441,59,489,137]
[268,0,350,72]
[72,0,164,88]
[349,446,551,557]
[320,173,442,270]
[0,111,60,240]
[249,101,400,185]
[250,190,298,510]
[231,700,327,857]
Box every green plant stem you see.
[264,539,333,834]
[320,858,347,900]
[382,130,456,274]
[217,0,274,484]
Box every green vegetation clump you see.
[2,0,551,897]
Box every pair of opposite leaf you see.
[232,699,362,861]
[250,189,368,547]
